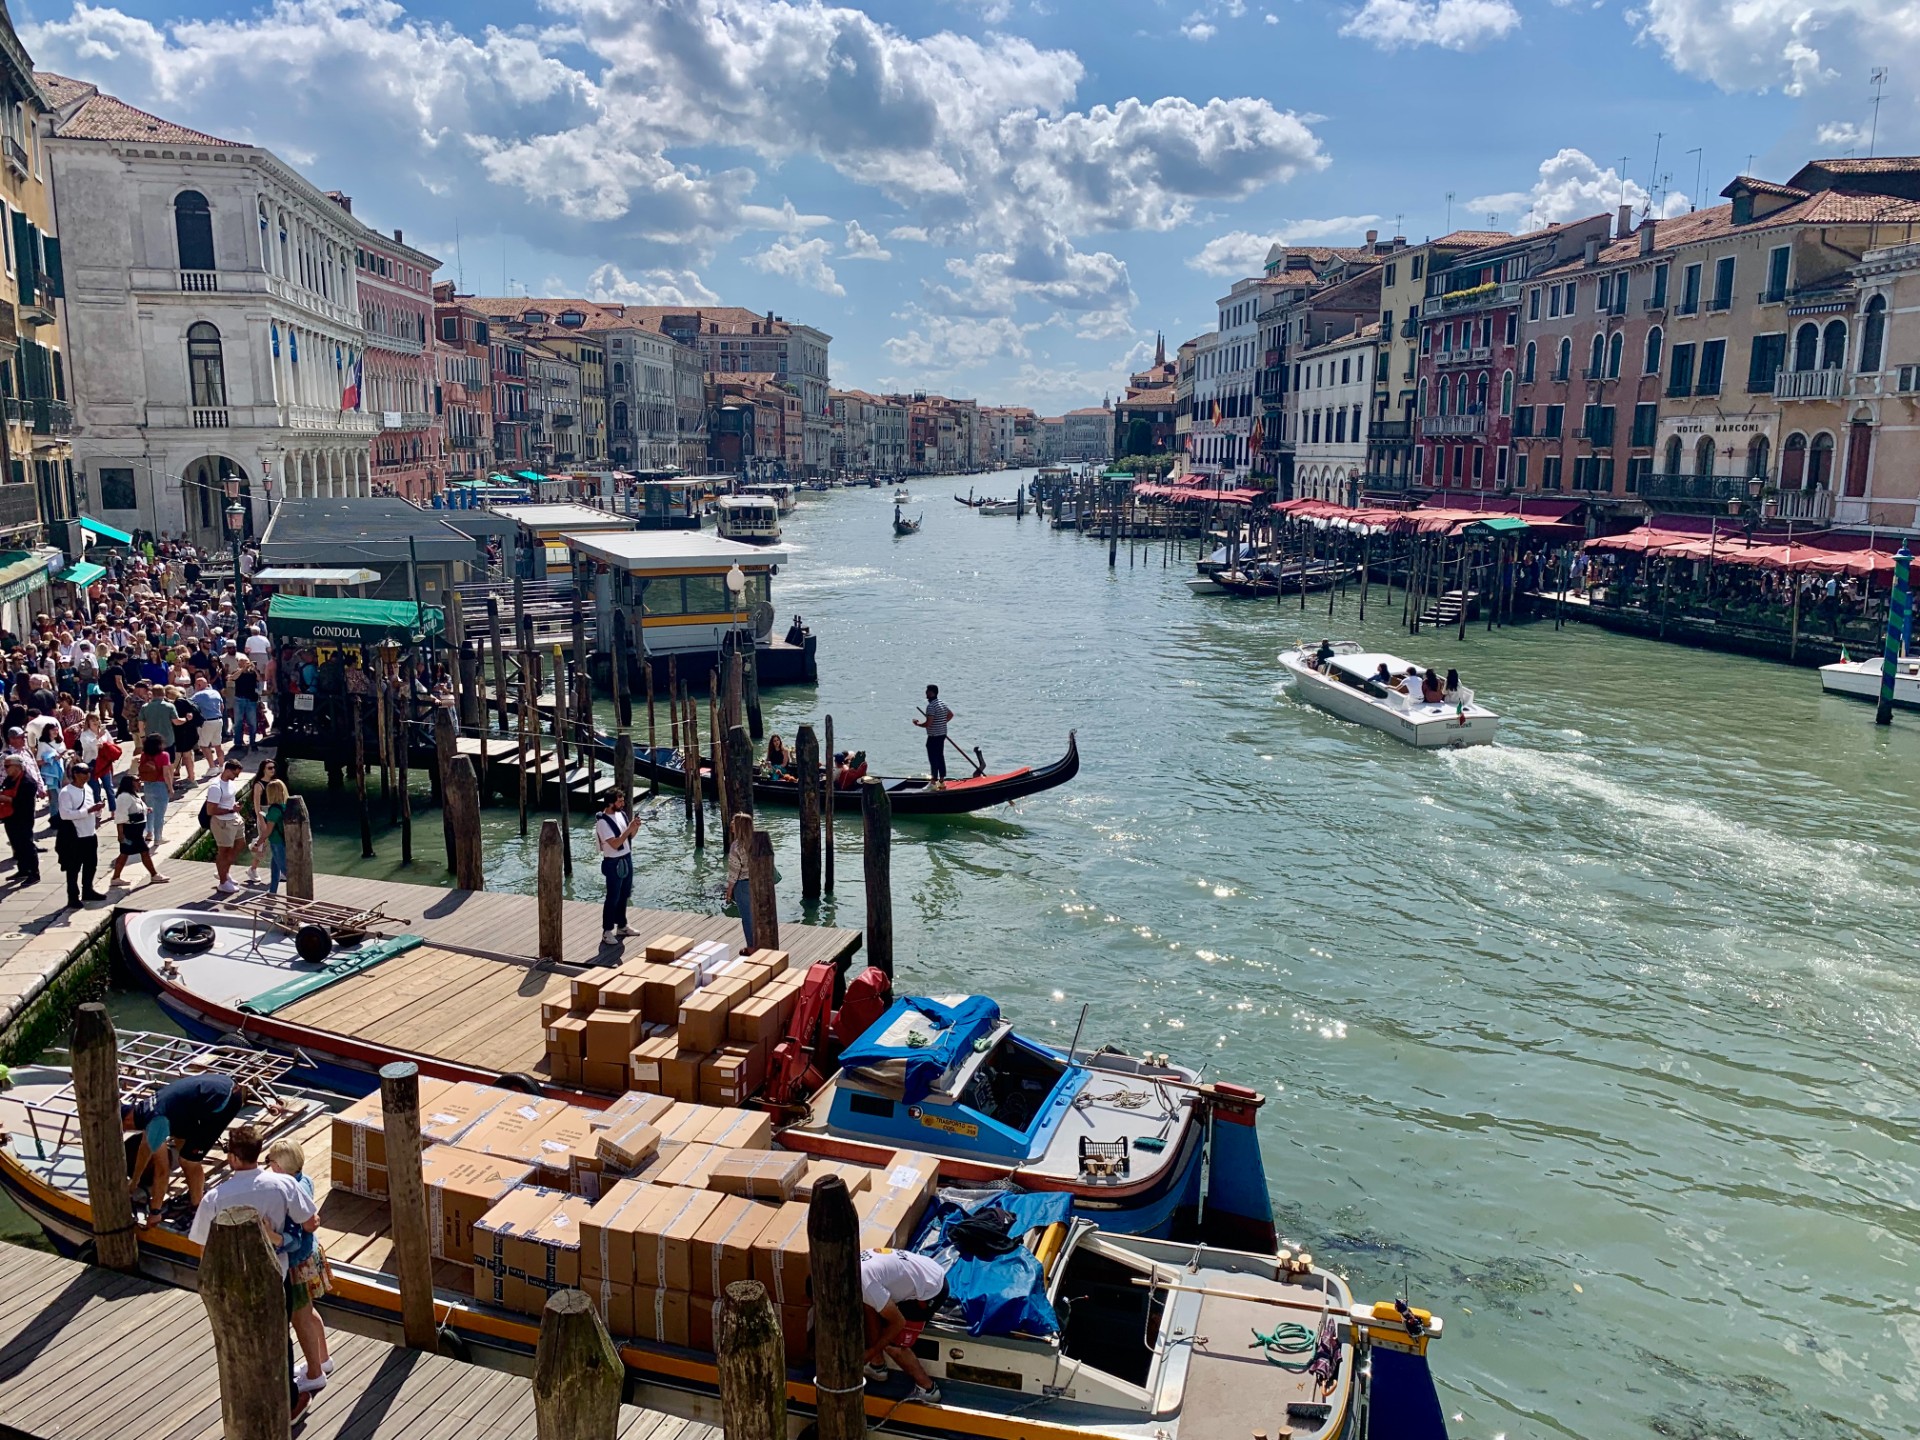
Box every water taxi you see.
[0,1034,1448,1440]
[713,495,782,545]
[739,481,797,514]
[894,486,913,503]
[1819,653,1920,709]
[1278,641,1500,748]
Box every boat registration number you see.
[917,1112,980,1138]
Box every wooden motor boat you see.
[638,732,1080,816]
[1278,643,1500,748]
[1819,653,1920,709]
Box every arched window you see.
[1556,337,1571,380]
[1644,326,1663,374]
[1809,432,1835,487]
[1475,372,1489,412]
[1607,332,1623,378]
[1588,333,1605,376]
[187,322,226,407]
[1417,377,1427,417]
[1746,434,1770,479]
[1436,377,1449,415]
[1501,370,1514,415]
[278,212,289,277]
[174,190,214,271]
[257,201,269,266]
[613,401,628,431]
[1859,295,1886,372]
[1663,436,1682,476]
[1694,436,1715,476]
[1821,320,1847,369]
[1523,341,1536,383]
[1794,322,1819,372]
[612,362,626,385]
[1781,432,1807,488]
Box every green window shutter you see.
[40,236,61,298]
[9,211,29,305]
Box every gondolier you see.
[914,684,954,788]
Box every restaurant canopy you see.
[1584,528,1903,577]
[266,594,445,644]
[1132,480,1267,506]
[78,516,134,546]
[1271,498,1579,539]
[60,561,105,589]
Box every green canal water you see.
[154,474,1920,1436]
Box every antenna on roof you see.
[1445,191,1455,232]
[1870,68,1890,158]
[1487,211,1499,229]
[1685,147,1702,212]
[1618,155,1630,209]
[1645,132,1664,218]
[454,219,463,291]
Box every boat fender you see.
[216,1031,261,1051]
[435,1326,471,1362]
[158,921,216,955]
[494,1071,545,1095]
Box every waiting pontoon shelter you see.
[491,503,636,580]
[259,498,487,605]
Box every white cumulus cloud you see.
[843,220,892,260]
[1188,216,1384,276]
[1183,20,1218,39]
[1468,148,1692,229]
[1631,0,1920,99]
[586,263,719,306]
[746,237,845,297]
[1340,0,1520,50]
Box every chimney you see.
[1640,220,1657,256]
[1366,228,1378,246]
[1616,204,1633,240]
[1583,237,1601,265]
[394,227,403,244]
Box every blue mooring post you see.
[1875,543,1913,726]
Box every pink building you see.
[335,196,441,499]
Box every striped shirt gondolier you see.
[923,699,953,737]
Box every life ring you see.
[159,921,216,955]
[294,924,334,964]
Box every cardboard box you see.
[677,990,731,1053]
[331,1076,498,1197]
[472,1185,592,1314]
[690,1194,775,1297]
[793,1158,876,1202]
[704,973,756,1013]
[634,1186,723,1291]
[458,1097,573,1169]
[855,1188,902,1249]
[662,1045,710,1103]
[585,1276,634,1335]
[644,934,695,963]
[570,972,608,1010]
[585,1009,645,1064]
[541,999,586,1025]
[750,1200,812,1306]
[774,1302,812,1363]
[526,1106,600,1189]
[694,1107,774,1151]
[590,1092,676,1132]
[709,1149,807,1202]
[594,968,650,1011]
[548,1051,583,1087]
[628,1035,677,1094]
[654,1141,736,1190]
[595,1117,662,1175]
[421,1144,533,1261]
[699,1047,763,1107]
[860,1151,940,1246]
[631,1285,690,1346]
[581,1178,672,1283]
[727,992,785,1048]
[745,948,792,975]
[581,1058,629,1095]
[655,1102,714,1144]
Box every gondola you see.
[637,732,1079,815]
[893,503,922,535]
[953,493,984,507]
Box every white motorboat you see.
[1279,642,1500,748]
[1820,653,1920,709]
[714,495,782,544]
[893,487,912,503]
[1185,575,1224,595]
[978,500,1018,516]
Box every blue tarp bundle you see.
[911,1189,1071,1338]
[838,996,1001,1105]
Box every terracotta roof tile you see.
[1800,156,1920,176]
[1431,229,1513,248]
[1724,174,1808,200]
[1534,192,1920,278]
[40,74,240,147]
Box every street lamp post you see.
[224,479,246,612]
[1726,473,1768,547]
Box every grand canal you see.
[289,472,1920,1439]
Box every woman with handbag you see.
[0,751,38,884]
[109,772,167,887]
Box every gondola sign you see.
[266,594,445,649]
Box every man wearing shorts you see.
[206,757,246,894]
[124,1071,246,1216]
[860,1246,949,1403]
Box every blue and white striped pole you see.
[1876,543,1913,726]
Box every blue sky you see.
[17,0,1910,412]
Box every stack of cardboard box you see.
[542,932,806,1102]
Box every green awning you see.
[62,561,105,589]
[516,470,543,483]
[0,547,55,606]
[267,593,446,644]
[78,516,134,545]
[1465,516,1531,535]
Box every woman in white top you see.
[594,792,642,947]
[724,813,755,951]
[77,714,106,805]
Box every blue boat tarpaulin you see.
[911,1189,1071,1338]
[838,996,1001,1105]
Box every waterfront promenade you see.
[0,1243,716,1440]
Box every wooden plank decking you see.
[0,1241,718,1440]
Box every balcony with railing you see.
[1770,486,1833,521]
[190,407,228,429]
[1368,419,1413,442]
[179,271,218,293]
[1434,345,1492,367]
[1636,473,1746,503]
[380,410,434,431]
[0,481,40,533]
[1422,281,1520,318]
[28,399,72,435]
[2,136,27,179]
[2,397,21,424]
[1425,413,1488,437]
[1772,368,1844,400]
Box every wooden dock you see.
[0,1241,718,1440]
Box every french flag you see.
[341,355,362,411]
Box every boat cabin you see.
[739,481,797,514]
[632,479,705,531]
[491,503,636,579]
[827,997,1087,1165]
[714,495,782,544]
[566,528,811,682]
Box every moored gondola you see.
[640,732,1079,815]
